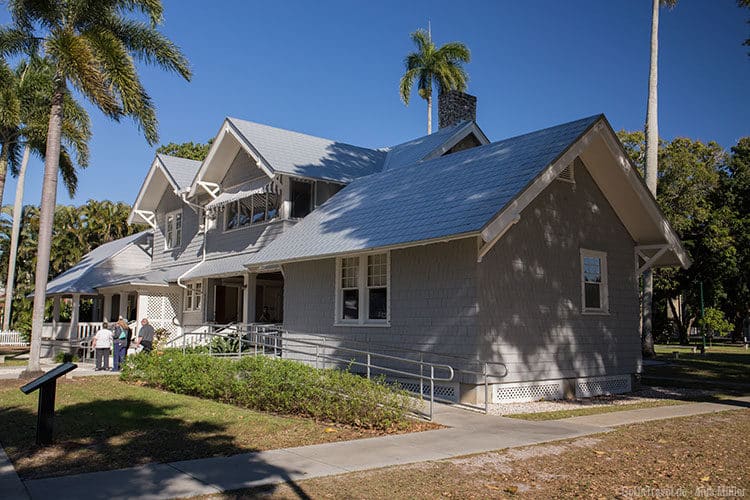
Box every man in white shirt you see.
[91,322,114,371]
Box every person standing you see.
[112,318,130,371]
[135,318,155,353]
[91,322,114,371]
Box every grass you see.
[0,376,433,480]
[644,344,750,390]
[506,398,684,421]
[0,358,28,367]
[206,409,750,499]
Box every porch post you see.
[52,296,60,334]
[280,176,291,219]
[70,293,80,340]
[246,273,257,324]
[118,292,128,320]
[102,294,112,322]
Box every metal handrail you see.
[170,325,455,420]
[172,322,509,416]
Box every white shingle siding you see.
[280,162,640,387]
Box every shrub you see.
[54,351,79,363]
[121,350,414,430]
[700,308,733,337]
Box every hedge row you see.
[121,350,414,430]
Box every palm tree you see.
[399,29,470,134]
[642,0,677,358]
[0,0,191,374]
[1,56,90,332]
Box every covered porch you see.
[42,290,139,341]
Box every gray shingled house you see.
[44,92,688,403]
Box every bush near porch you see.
[121,351,415,430]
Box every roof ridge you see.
[156,153,202,164]
[226,116,379,154]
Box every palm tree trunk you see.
[0,142,9,211]
[427,94,432,135]
[25,83,64,376]
[641,0,660,359]
[3,144,30,332]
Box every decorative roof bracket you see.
[635,244,670,274]
[134,210,157,230]
[198,181,221,199]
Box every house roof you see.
[246,115,602,266]
[226,117,387,183]
[128,154,202,225]
[245,114,689,269]
[157,154,202,191]
[46,231,152,294]
[181,252,259,280]
[382,120,488,171]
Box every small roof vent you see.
[557,159,577,184]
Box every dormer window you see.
[290,179,313,218]
[224,193,280,231]
[165,210,182,249]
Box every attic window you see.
[557,163,575,184]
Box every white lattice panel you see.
[398,381,458,402]
[494,381,565,403]
[144,290,181,342]
[575,376,631,398]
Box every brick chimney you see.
[438,90,477,129]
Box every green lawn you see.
[0,376,383,480]
[644,344,750,390]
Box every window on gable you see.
[183,282,202,311]
[336,253,389,325]
[224,193,280,231]
[580,249,608,313]
[165,210,182,249]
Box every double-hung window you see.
[184,282,202,311]
[165,210,182,249]
[336,253,390,325]
[580,249,608,313]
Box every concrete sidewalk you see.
[14,397,750,500]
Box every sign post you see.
[20,362,77,445]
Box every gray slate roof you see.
[182,252,258,280]
[157,154,202,191]
[227,117,386,183]
[382,120,473,171]
[246,114,602,266]
[47,231,151,294]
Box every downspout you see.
[177,190,208,314]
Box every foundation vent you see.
[575,375,631,398]
[494,381,565,403]
[398,381,458,403]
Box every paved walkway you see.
[0,361,118,380]
[6,396,747,500]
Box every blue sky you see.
[2,0,748,207]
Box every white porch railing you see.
[0,331,28,346]
[42,322,104,340]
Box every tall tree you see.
[399,28,470,135]
[0,0,191,375]
[156,139,212,161]
[1,56,91,331]
[642,0,677,358]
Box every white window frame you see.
[580,249,609,314]
[164,209,182,250]
[334,252,390,327]
[223,193,280,233]
[183,282,203,312]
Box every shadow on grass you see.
[0,398,311,498]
